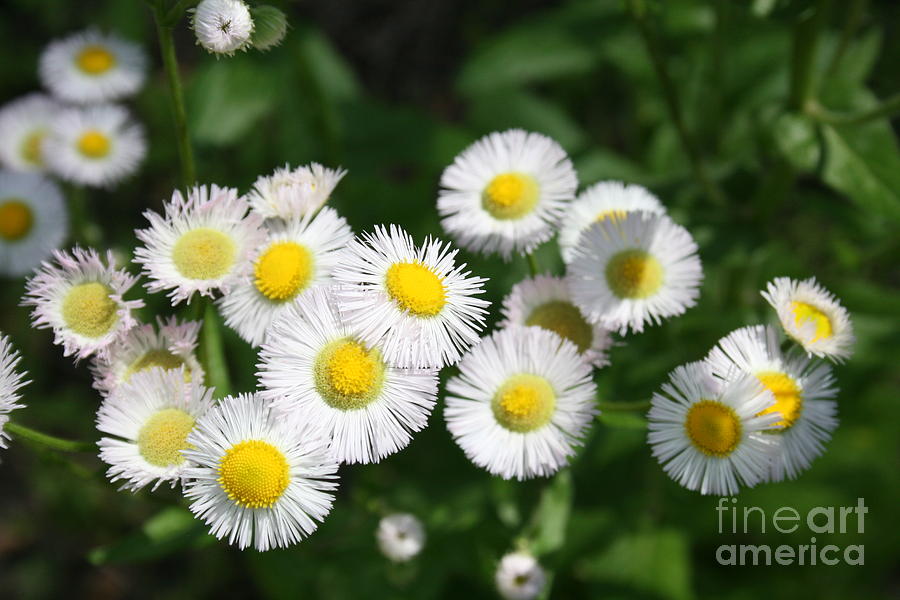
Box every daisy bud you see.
[250,5,288,51]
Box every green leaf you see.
[527,470,573,556]
[772,112,820,172]
[88,507,210,565]
[295,28,362,104]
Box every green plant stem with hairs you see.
[5,421,95,453]
[526,253,539,277]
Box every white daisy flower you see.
[376,513,426,562]
[706,325,838,482]
[438,129,578,260]
[97,367,215,492]
[21,247,143,360]
[247,163,347,221]
[182,393,339,551]
[567,211,703,335]
[90,317,204,397]
[39,29,146,104]
[761,276,854,362]
[495,552,546,600]
[258,286,439,464]
[558,181,665,263]
[444,326,596,480]
[0,94,60,172]
[0,171,68,277]
[499,274,613,368]
[332,224,489,368]
[192,0,254,56]
[647,361,780,496]
[0,334,28,451]
[218,207,353,346]
[44,104,146,188]
[134,185,265,305]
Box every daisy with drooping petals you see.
[558,181,665,263]
[135,185,265,305]
[182,393,339,551]
[706,325,838,482]
[567,211,703,335]
[44,104,146,187]
[0,94,60,172]
[438,129,578,260]
[761,276,854,363]
[647,361,780,496]
[258,287,439,464]
[39,29,146,104]
[496,551,546,600]
[22,247,143,360]
[499,274,613,368]
[376,513,426,562]
[247,163,347,221]
[444,326,596,480]
[218,207,353,346]
[332,225,489,369]
[0,334,28,451]
[97,367,215,492]
[0,171,68,277]
[192,0,254,56]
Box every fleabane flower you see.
[247,163,347,221]
[192,0,254,56]
[495,552,546,600]
[647,361,780,496]
[499,274,613,368]
[135,185,265,305]
[182,393,339,551]
[376,513,426,562]
[706,325,838,482]
[258,287,439,464]
[0,94,60,172]
[558,181,665,263]
[0,171,68,277]
[567,211,703,335]
[39,29,146,103]
[219,207,353,346]
[761,276,854,362]
[0,334,28,451]
[22,247,143,360]
[332,225,489,368]
[97,367,215,492]
[438,129,578,260]
[444,326,597,480]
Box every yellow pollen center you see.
[137,408,195,467]
[253,242,314,301]
[595,209,628,224]
[0,199,34,241]
[385,262,446,317]
[685,400,741,457]
[61,282,119,338]
[790,301,833,342]
[125,350,190,382]
[756,371,803,429]
[76,45,116,75]
[172,228,236,280]
[492,374,556,433]
[525,301,592,353]
[21,130,45,166]
[482,172,540,220]
[605,249,664,299]
[77,130,111,159]
[314,339,385,410]
[218,440,290,509]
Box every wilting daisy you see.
[558,181,665,263]
[499,274,613,368]
[706,325,838,482]
[219,207,353,346]
[567,211,703,335]
[247,163,347,221]
[0,171,68,277]
[0,334,28,451]
[495,552,546,600]
[44,104,146,187]
[438,129,578,260]
[761,276,854,362]
[647,361,780,496]
[91,317,204,397]
[22,247,143,360]
[376,513,426,562]
[192,0,254,56]
[0,94,59,172]
[332,225,489,368]
[182,393,339,551]
[39,29,146,104]
[258,287,439,464]
[97,367,215,491]
[135,185,265,305]
[444,326,596,480]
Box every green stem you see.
[66,185,90,246]
[597,399,651,412]
[526,253,539,277]
[789,0,831,111]
[198,299,232,397]
[806,93,900,125]
[5,422,95,453]
[825,0,867,76]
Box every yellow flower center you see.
[385,261,446,317]
[685,400,741,457]
[525,301,592,353]
[790,301,833,342]
[61,282,119,338]
[172,228,236,280]
[0,199,34,241]
[253,241,314,302]
[482,172,540,220]
[218,440,290,509]
[125,349,190,382]
[492,374,556,433]
[314,339,385,410]
[76,44,116,75]
[595,209,628,224]
[21,130,45,166]
[137,408,195,467]
[756,371,803,430]
[77,130,111,159]
[605,249,664,299]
